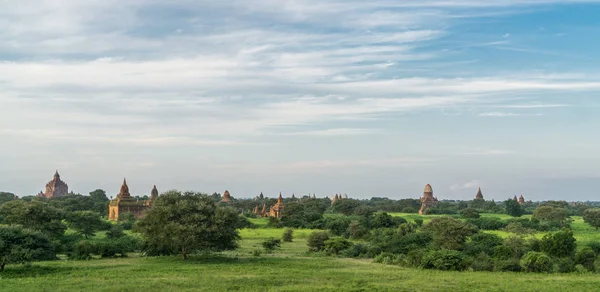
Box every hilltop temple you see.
[37,170,69,198]
[475,187,484,200]
[108,179,157,221]
[419,184,438,215]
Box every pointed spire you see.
[54,170,60,178]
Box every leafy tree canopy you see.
[0,225,56,272]
[136,191,240,259]
[0,200,66,239]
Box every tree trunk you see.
[182,247,187,260]
[1,257,6,272]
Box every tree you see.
[460,208,480,219]
[505,199,524,217]
[282,228,294,242]
[422,217,477,250]
[0,192,16,206]
[575,246,596,272]
[329,199,360,216]
[89,189,109,215]
[307,231,330,252]
[520,251,552,273]
[583,208,600,230]
[136,191,240,260]
[0,200,66,239]
[540,228,576,258]
[533,206,568,226]
[0,226,56,272]
[66,211,107,238]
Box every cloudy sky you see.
[1,0,600,201]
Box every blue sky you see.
[1,0,600,201]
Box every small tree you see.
[540,228,576,258]
[117,212,136,230]
[0,226,56,271]
[106,224,125,239]
[0,200,66,239]
[324,238,352,255]
[282,228,294,242]
[262,238,281,253]
[533,206,568,226]
[460,208,480,219]
[307,231,330,252]
[575,246,596,272]
[583,208,600,230]
[422,217,477,250]
[521,251,552,273]
[66,211,107,238]
[136,191,240,260]
[505,199,524,217]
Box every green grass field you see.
[1,214,600,292]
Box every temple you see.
[269,193,285,218]
[221,190,232,203]
[108,179,157,221]
[37,170,69,198]
[518,194,525,205]
[475,187,484,200]
[419,184,438,215]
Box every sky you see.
[1,0,600,201]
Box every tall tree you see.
[0,200,66,239]
[136,191,240,259]
[0,226,56,272]
[504,199,524,217]
[583,208,600,230]
[422,217,477,250]
[66,211,107,238]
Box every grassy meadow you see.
[1,214,600,292]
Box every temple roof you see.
[424,184,433,193]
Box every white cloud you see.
[478,112,544,117]
[450,180,482,190]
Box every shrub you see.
[266,216,283,228]
[460,208,480,219]
[574,246,596,272]
[282,228,294,242]
[325,217,351,236]
[467,217,507,230]
[466,233,503,256]
[261,238,281,252]
[324,238,352,255]
[540,228,576,258]
[252,249,262,257]
[422,217,477,250]
[347,220,370,239]
[414,218,423,227]
[587,242,600,255]
[397,232,432,254]
[307,231,330,252]
[404,248,426,267]
[106,224,125,239]
[557,258,576,273]
[96,240,128,258]
[492,245,514,260]
[341,243,370,258]
[116,235,141,253]
[71,240,95,260]
[521,251,553,273]
[494,259,522,272]
[471,252,494,271]
[421,249,468,271]
[402,207,417,213]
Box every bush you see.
[421,249,468,271]
[557,258,576,273]
[588,242,600,255]
[422,217,477,250]
[282,228,294,242]
[404,248,426,267]
[116,235,141,253]
[465,233,503,256]
[402,207,417,213]
[347,220,370,239]
[266,216,283,228]
[471,252,494,271]
[494,259,522,272]
[324,238,352,255]
[307,231,330,252]
[261,238,281,252]
[71,240,95,260]
[341,243,370,258]
[575,246,596,272]
[540,228,576,258]
[521,251,553,273]
[460,208,480,219]
[106,224,125,239]
[252,249,262,257]
[466,217,506,230]
[374,252,403,265]
[414,218,423,227]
